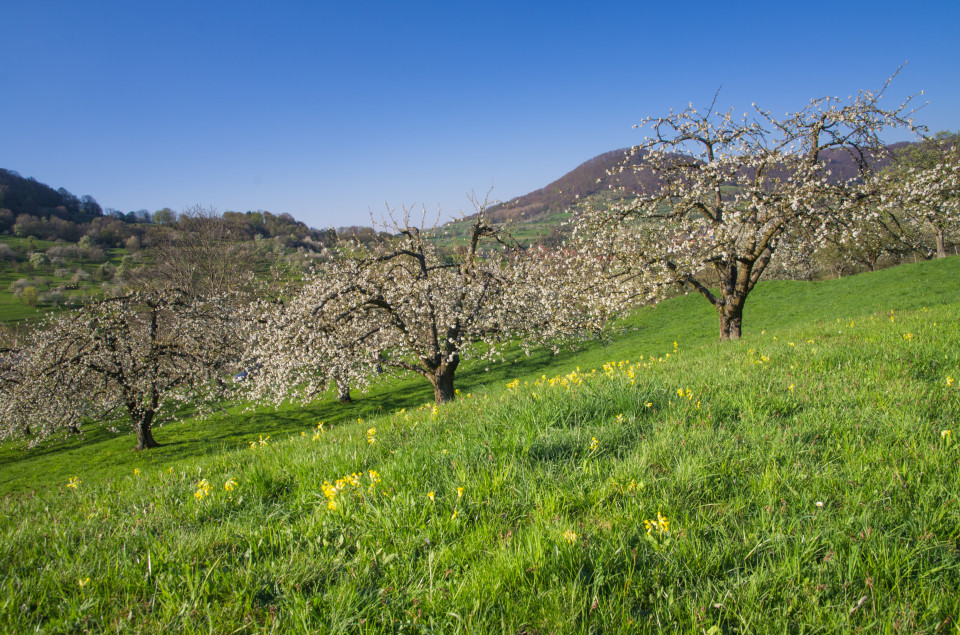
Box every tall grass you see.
[1,262,958,631]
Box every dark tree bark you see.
[427,367,457,403]
[718,300,744,341]
[133,410,158,450]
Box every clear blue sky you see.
[2,0,958,228]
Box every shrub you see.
[20,286,37,307]
[28,252,49,269]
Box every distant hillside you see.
[483,149,642,223]
[483,143,913,225]
[0,169,105,227]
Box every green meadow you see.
[1,257,959,632]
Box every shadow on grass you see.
[3,256,958,495]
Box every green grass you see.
[0,236,129,322]
[2,257,958,497]
[1,258,959,632]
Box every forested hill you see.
[0,168,105,225]
[483,142,912,224]
[0,168,342,246]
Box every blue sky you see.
[2,0,958,228]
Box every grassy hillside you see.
[0,236,130,323]
[1,257,958,496]
[0,258,958,632]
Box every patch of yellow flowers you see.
[194,479,212,501]
[506,356,672,395]
[644,511,670,537]
[322,471,381,510]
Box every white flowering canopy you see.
[244,206,597,404]
[1,288,242,449]
[573,72,924,340]
[876,145,959,259]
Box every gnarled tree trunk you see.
[425,356,459,403]
[718,300,744,341]
[134,410,158,450]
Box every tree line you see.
[1,71,957,449]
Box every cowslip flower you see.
[427,491,435,502]
[644,511,670,536]
[194,479,212,502]
[457,486,464,498]
[590,437,599,451]
[66,476,81,489]
[563,530,578,544]
[366,428,376,444]
[942,429,952,441]
[224,478,237,492]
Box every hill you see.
[0,257,957,631]
[470,142,913,236]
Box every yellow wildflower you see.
[457,486,464,498]
[563,530,578,544]
[590,437,599,451]
[194,479,212,502]
[427,491,435,502]
[942,429,952,441]
[224,479,237,492]
[78,577,90,588]
[644,511,670,536]
[66,476,81,489]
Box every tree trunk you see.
[936,229,946,259]
[134,411,159,450]
[429,370,457,403]
[336,376,352,403]
[718,300,744,342]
